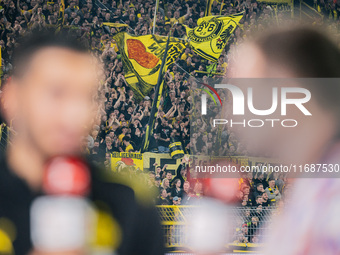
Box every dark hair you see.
[254,27,340,125]
[12,31,89,78]
[122,136,130,142]
[255,27,340,77]
[172,178,180,187]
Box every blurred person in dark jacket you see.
[0,32,164,255]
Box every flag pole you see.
[152,0,160,34]
[220,0,224,15]
[141,31,171,152]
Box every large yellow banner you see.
[111,152,279,175]
[143,152,183,174]
[110,152,183,175]
[113,33,185,101]
[185,13,243,62]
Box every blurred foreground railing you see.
[157,205,278,253]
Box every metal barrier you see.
[157,205,277,252]
[299,1,324,20]
[157,206,193,248]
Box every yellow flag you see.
[102,22,128,28]
[57,0,65,31]
[113,33,185,100]
[185,13,243,62]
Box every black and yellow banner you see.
[140,33,172,153]
[113,33,185,101]
[56,0,65,31]
[111,152,143,172]
[185,13,243,62]
[102,22,128,28]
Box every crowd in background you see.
[1,0,339,160]
[153,158,289,243]
[0,0,297,163]
[0,0,337,244]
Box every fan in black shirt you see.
[156,118,171,149]
[170,178,183,199]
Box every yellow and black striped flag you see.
[184,13,243,62]
[102,22,128,28]
[140,33,172,153]
[113,33,185,101]
[56,0,65,32]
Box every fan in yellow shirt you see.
[218,56,228,74]
[17,0,38,15]
[123,136,134,152]
[180,48,193,61]
[119,126,128,142]
[169,4,191,26]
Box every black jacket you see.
[0,153,164,255]
[172,163,186,188]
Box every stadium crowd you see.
[0,0,336,245]
[1,0,339,159]
[0,0,297,162]
[154,159,289,243]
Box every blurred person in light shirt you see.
[228,25,340,255]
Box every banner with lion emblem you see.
[184,13,243,62]
[113,33,185,101]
